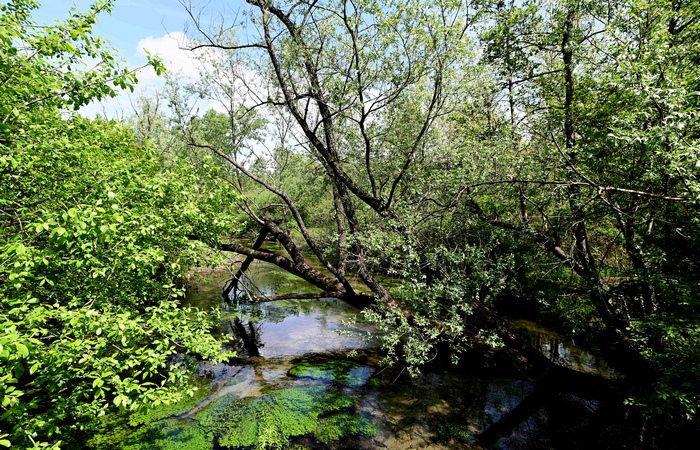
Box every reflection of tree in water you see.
[228,317,264,358]
[531,333,614,375]
[221,271,339,358]
[224,270,270,304]
[223,262,314,323]
[230,272,326,325]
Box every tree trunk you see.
[223,227,269,302]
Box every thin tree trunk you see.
[223,227,269,302]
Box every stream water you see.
[118,244,639,449]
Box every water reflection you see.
[509,319,622,378]
[169,258,630,448]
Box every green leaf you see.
[14,343,29,358]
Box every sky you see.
[30,0,246,118]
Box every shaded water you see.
[508,319,622,379]
[123,250,630,449]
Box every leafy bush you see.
[0,1,238,447]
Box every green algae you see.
[214,385,375,449]
[315,414,377,444]
[87,415,135,450]
[193,391,243,434]
[87,381,216,449]
[121,419,212,450]
[114,392,242,450]
[259,384,276,393]
[433,416,475,443]
[366,377,382,389]
[288,359,371,387]
[317,390,356,412]
[113,383,377,449]
[218,387,321,449]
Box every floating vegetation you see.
[288,359,372,387]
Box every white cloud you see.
[79,32,260,120]
[78,94,129,120]
[79,32,206,118]
[136,32,203,81]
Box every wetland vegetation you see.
[2,0,700,448]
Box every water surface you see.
[120,253,628,449]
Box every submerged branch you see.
[251,291,344,302]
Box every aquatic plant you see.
[317,390,356,412]
[87,415,135,450]
[314,414,377,444]
[91,365,377,449]
[87,381,215,449]
[433,416,475,443]
[121,419,212,450]
[213,385,375,449]
[288,360,371,387]
[194,391,245,436]
[128,384,214,427]
[366,377,382,389]
[217,386,324,448]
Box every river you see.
[107,242,651,450]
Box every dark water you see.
[507,318,622,379]
[122,246,648,449]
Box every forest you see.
[1,0,699,448]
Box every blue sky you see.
[34,1,191,60]
[30,0,244,117]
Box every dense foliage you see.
[173,0,700,425]
[2,0,700,447]
[0,1,239,448]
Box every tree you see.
[177,0,610,395]
[177,0,504,367]
[174,0,700,423]
[478,0,700,418]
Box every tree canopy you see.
[2,0,700,447]
[177,0,700,423]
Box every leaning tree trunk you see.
[222,227,270,302]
